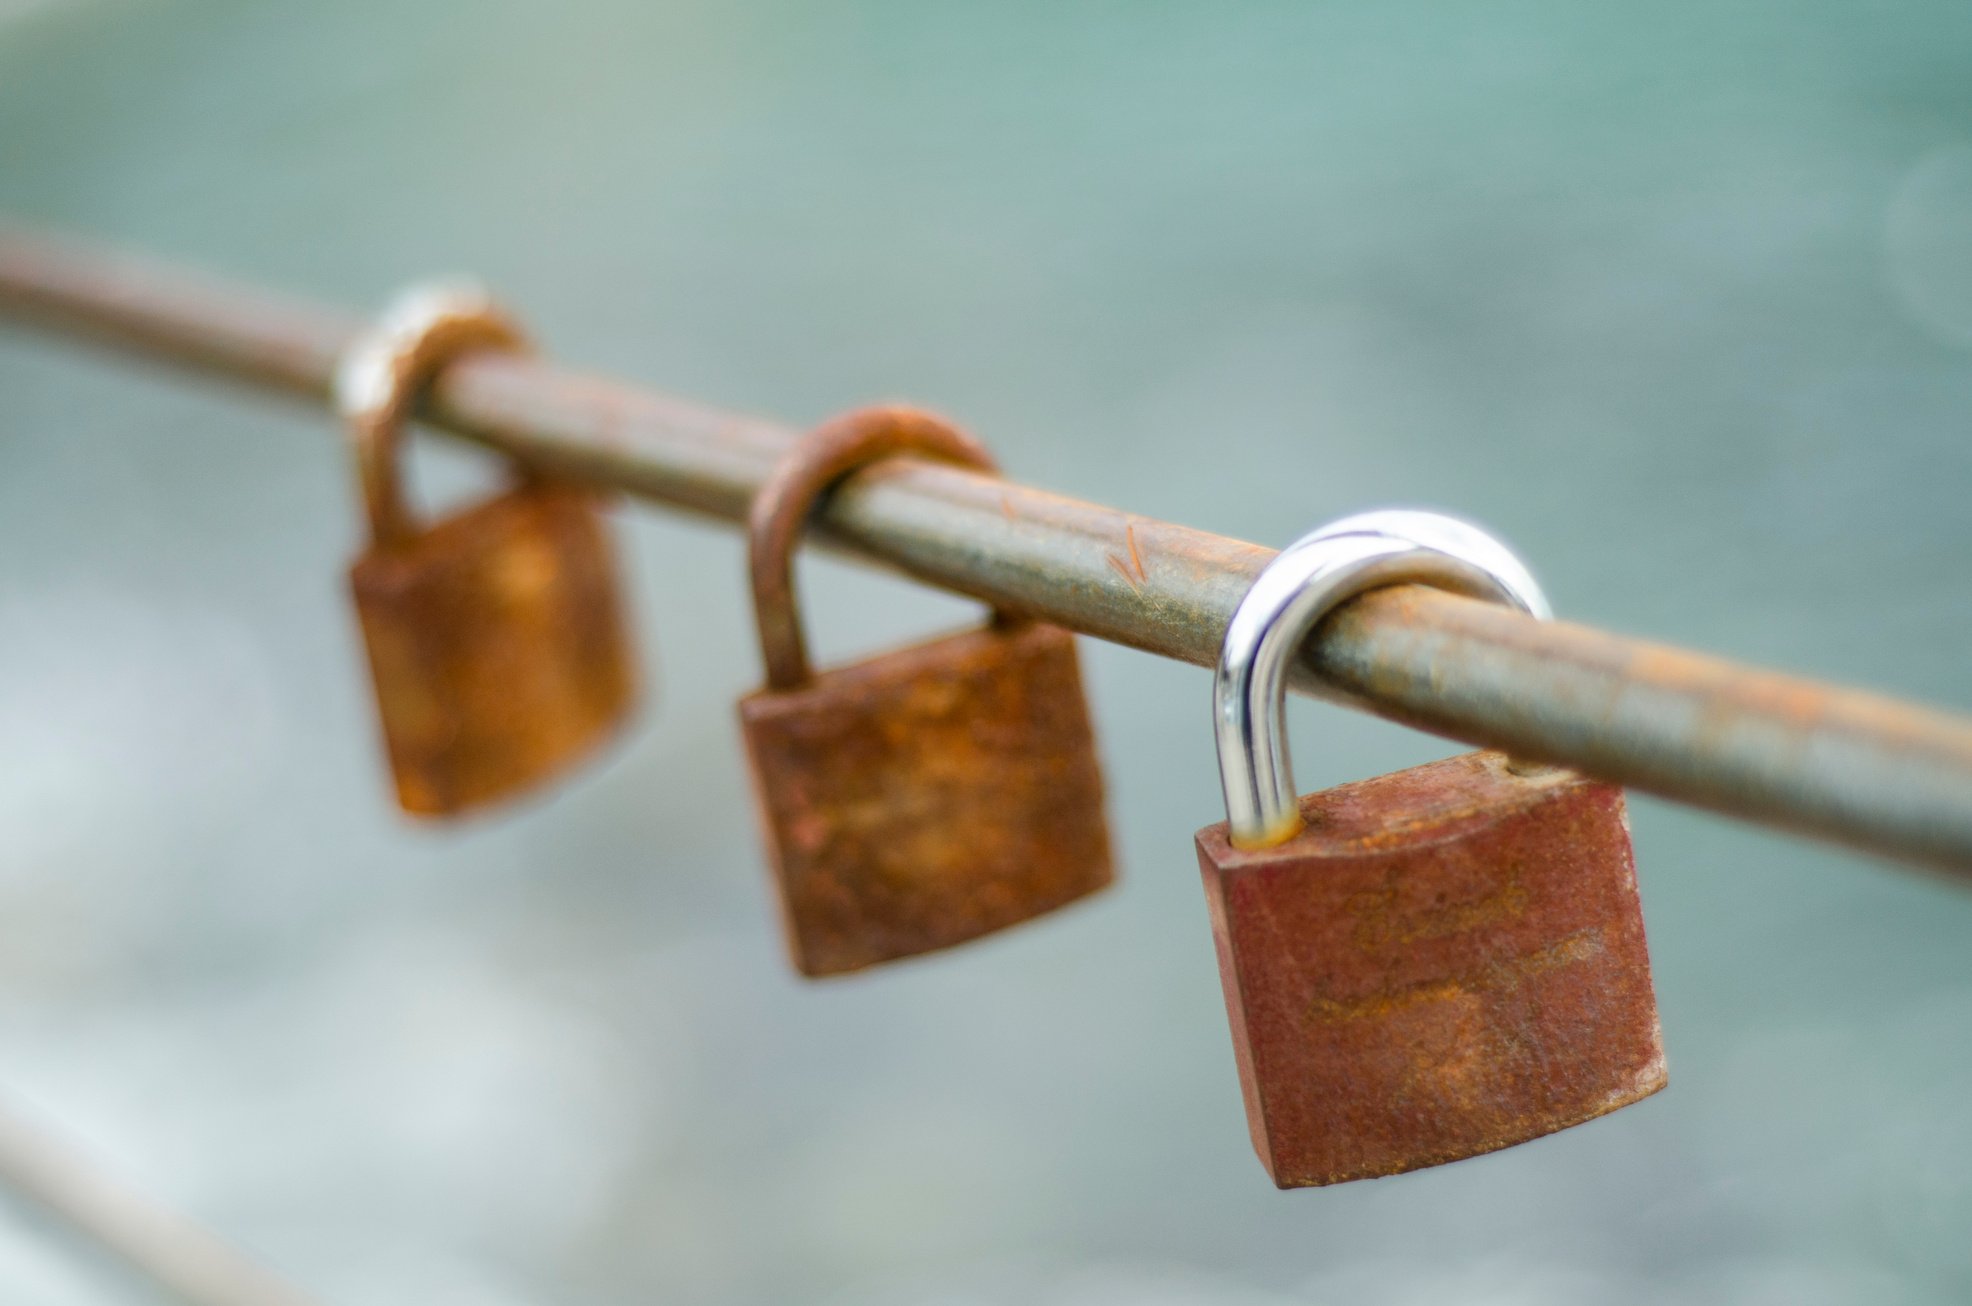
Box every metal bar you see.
[0,1098,325,1306]
[4,224,1972,877]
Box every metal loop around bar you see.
[334,281,530,547]
[1214,509,1552,849]
[748,405,1004,692]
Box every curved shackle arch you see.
[334,281,532,548]
[747,405,1008,693]
[1213,509,1551,849]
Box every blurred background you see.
[3,2,1972,1303]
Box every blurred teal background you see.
[3,2,1972,1303]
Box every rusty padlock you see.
[339,284,638,817]
[1194,510,1664,1187]
[738,406,1115,978]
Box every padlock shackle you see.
[748,406,1006,691]
[1215,510,1551,849]
[336,282,531,548]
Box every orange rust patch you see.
[350,483,638,817]
[742,622,1113,977]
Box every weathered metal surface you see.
[6,226,1972,876]
[740,406,1112,976]
[350,484,638,817]
[742,621,1114,977]
[1195,751,1665,1188]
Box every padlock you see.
[1194,510,1664,1187]
[738,406,1114,978]
[340,284,638,817]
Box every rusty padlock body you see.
[341,286,637,817]
[1197,511,1663,1187]
[350,482,636,816]
[739,407,1114,977]
[1196,752,1663,1187]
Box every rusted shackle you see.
[338,282,533,548]
[1195,509,1665,1188]
[747,407,1015,689]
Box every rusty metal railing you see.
[4,225,1972,879]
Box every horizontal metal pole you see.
[0,1098,324,1306]
[4,225,1972,878]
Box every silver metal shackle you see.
[1213,509,1552,849]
